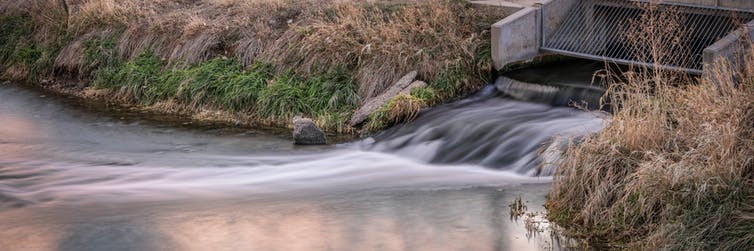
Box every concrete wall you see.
[491,0,578,70]
[718,0,754,9]
[664,0,717,6]
[664,0,754,9]
[541,0,578,38]
[491,7,541,70]
[703,19,754,72]
[491,0,753,71]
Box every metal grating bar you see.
[541,0,754,74]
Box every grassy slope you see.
[548,56,753,251]
[0,0,508,132]
[546,43,754,251]
[545,6,753,249]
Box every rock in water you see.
[293,116,327,145]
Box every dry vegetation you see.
[546,5,754,250]
[0,0,507,132]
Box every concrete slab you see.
[489,0,577,70]
[718,0,754,10]
[703,19,754,73]
[491,7,541,70]
[470,0,542,9]
[663,0,717,6]
[656,0,754,10]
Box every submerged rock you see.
[349,71,418,126]
[293,116,327,145]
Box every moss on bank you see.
[0,0,510,132]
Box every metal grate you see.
[541,0,754,74]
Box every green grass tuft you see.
[173,58,273,111]
[93,50,163,102]
[91,49,357,130]
[256,72,308,118]
[0,15,34,66]
[410,86,437,105]
[432,62,471,100]
[82,35,121,77]
[257,67,359,119]
[365,93,426,131]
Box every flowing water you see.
[0,60,607,251]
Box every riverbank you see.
[546,45,754,249]
[0,0,511,134]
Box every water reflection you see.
[0,77,598,250]
[1,186,559,251]
[0,112,47,160]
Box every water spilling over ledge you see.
[0,60,608,249]
[366,82,605,176]
[0,71,607,207]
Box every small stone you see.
[293,116,327,145]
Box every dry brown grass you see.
[548,51,754,250]
[269,1,491,98]
[546,6,754,249]
[4,0,500,94]
[364,92,425,131]
[1,0,505,130]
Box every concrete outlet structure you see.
[491,6,542,70]
[490,0,754,75]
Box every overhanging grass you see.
[0,14,37,79]
[92,50,358,131]
[257,68,359,119]
[172,58,274,111]
[0,15,34,65]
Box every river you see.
[0,60,606,250]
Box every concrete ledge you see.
[703,19,754,72]
[491,0,751,72]
[491,0,577,71]
[665,0,754,10]
[718,0,754,9]
[492,7,541,70]
[541,0,578,37]
[664,0,717,6]
[469,0,533,9]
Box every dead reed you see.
[546,4,754,249]
[0,0,508,131]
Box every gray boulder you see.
[400,80,427,95]
[293,116,327,145]
[349,71,418,126]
